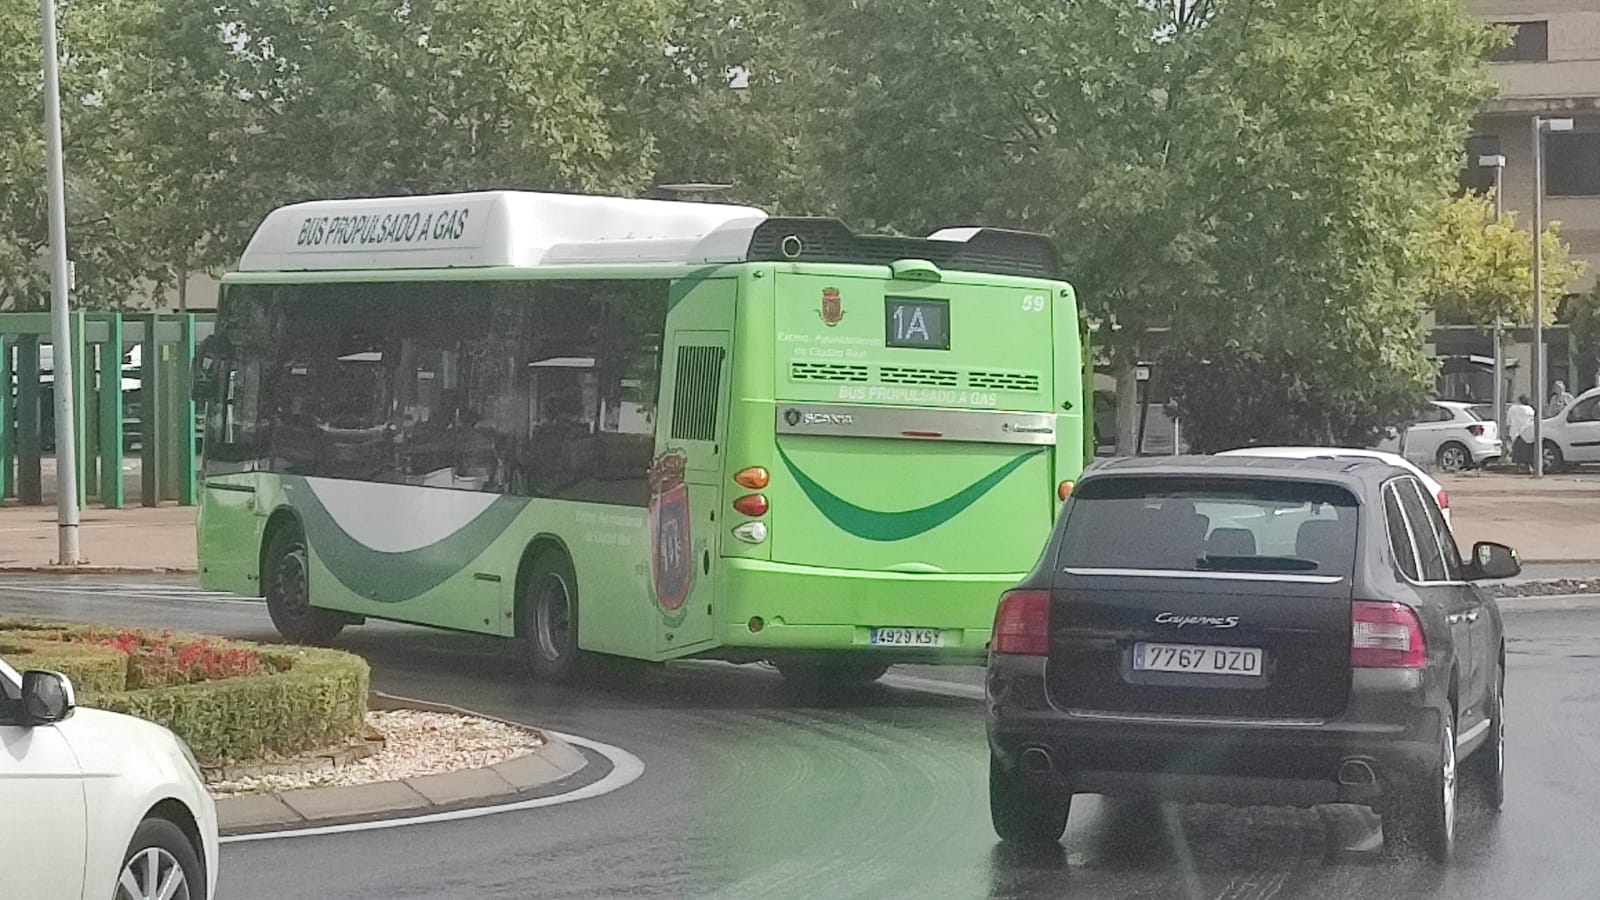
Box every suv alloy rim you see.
[116,846,191,900]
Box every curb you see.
[214,694,589,836]
[0,565,197,574]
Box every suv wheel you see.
[1543,441,1565,473]
[1384,716,1457,861]
[1436,442,1470,472]
[116,818,203,900]
[1471,663,1505,812]
[989,754,1069,847]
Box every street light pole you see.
[1531,116,1575,479]
[1479,153,1507,446]
[39,0,80,564]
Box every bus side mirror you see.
[192,334,231,403]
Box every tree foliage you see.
[707,0,1500,451]
[1416,192,1584,327]
[0,0,1519,452]
[0,1,164,310]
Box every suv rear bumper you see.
[987,658,1446,807]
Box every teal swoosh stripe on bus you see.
[283,477,530,604]
[775,445,1047,542]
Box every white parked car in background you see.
[1216,446,1452,524]
[1375,400,1500,472]
[1522,385,1600,472]
[0,654,218,900]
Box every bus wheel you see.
[263,526,344,646]
[775,661,890,686]
[520,550,582,683]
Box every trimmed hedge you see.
[0,620,369,765]
[0,636,129,694]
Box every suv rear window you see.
[1057,476,1358,577]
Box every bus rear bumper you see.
[714,558,1016,658]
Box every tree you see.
[707,0,1500,453]
[96,0,716,283]
[1567,285,1600,392]
[0,0,174,311]
[1417,192,1584,328]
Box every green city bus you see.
[194,190,1086,683]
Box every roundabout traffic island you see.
[0,620,592,835]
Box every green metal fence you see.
[0,312,212,508]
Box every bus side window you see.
[511,281,666,506]
[206,290,267,465]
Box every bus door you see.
[650,327,729,655]
[195,304,268,595]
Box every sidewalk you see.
[1438,472,1600,563]
[0,503,195,572]
[0,468,1595,571]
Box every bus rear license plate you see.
[871,628,945,648]
[1132,642,1262,676]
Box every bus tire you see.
[263,525,345,646]
[520,549,582,683]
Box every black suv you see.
[986,455,1519,861]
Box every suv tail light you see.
[1436,489,1449,512]
[1351,601,1426,668]
[993,590,1051,656]
[1467,423,1485,437]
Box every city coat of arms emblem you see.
[819,287,844,326]
[648,450,692,612]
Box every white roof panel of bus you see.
[235,190,771,272]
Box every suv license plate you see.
[870,628,945,648]
[1133,642,1262,676]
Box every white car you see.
[1375,400,1500,471]
[1520,385,1600,472]
[1216,446,1452,524]
[0,654,218,900]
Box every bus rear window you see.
[1057,477,1358,577]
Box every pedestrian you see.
[1546,380,1575,417]
[1508,393,1536,470]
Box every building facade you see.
[1438,1,1600,406]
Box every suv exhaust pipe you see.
[1337,759,1376,786]
[1021,746,1054,775]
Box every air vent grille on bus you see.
[967,371,1041,392]
[790,362,870,383]
[879,366,960,387]
[671,346,725,442]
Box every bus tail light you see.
[1057,480,1074,501]
[733,494,769,517]
[734,467,770,489]
[993,590,1051,656]
[732,522,768,544]
[1351,601,1426,668]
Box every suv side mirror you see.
[1466,541,1521,581]
[20,670,75,725]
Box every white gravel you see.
[208,709,545,797]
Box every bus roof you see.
[235,190,1061,279]
[236,190,768,272]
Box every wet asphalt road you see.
[4,579,1600,899]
